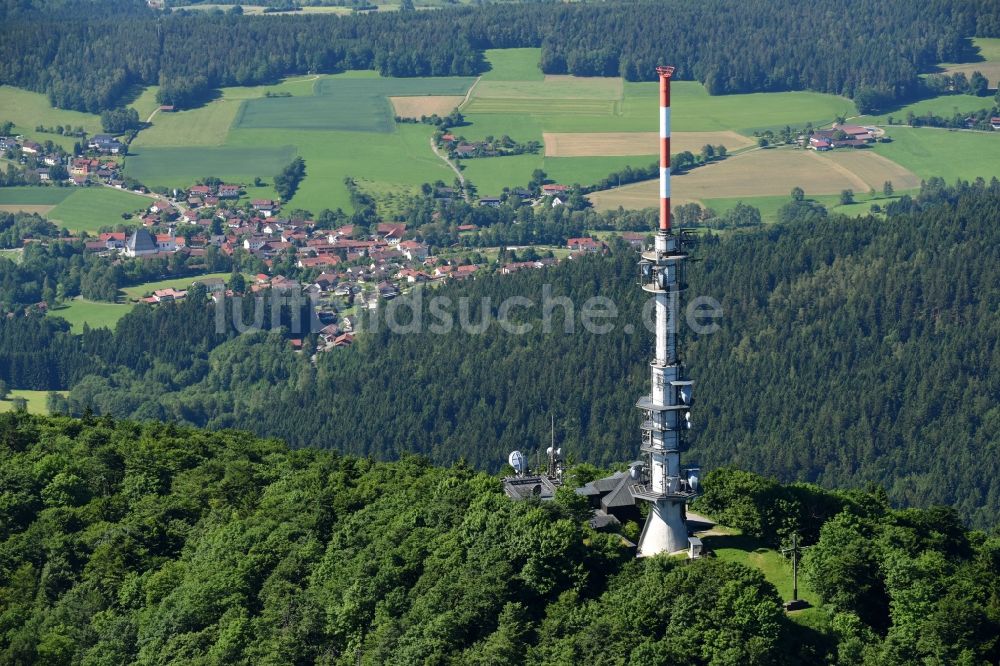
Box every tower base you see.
[637,499,688,557]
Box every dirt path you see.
[457,76,482,112]
[429,137,469,201]
[145,108,160,124]
[806,149,870,192]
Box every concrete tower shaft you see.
[636,65,697,558]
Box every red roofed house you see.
[99,232,126,250]
[991,117,1000,131]
[155,233,177,252]
[252,199,277,217]
[567,237,604,253]
[399,240,429,261]
[542,184,569,196]
[142,288,187,303]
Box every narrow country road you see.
[429,136,469,201]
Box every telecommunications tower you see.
[633,65,699,557]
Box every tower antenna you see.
[633,65,699,557]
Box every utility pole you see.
[781,534,806,603]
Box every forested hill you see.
[1,0,998,111]
[1,414,998,664]
[38,181,1000,529]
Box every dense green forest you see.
[1,414,997,664]
[1,0,997,111]
[13,180,992,527]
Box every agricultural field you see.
[935,37,1000,88]
[0,390,66,415]
[542,130,753,157]
[47,187,152,233]
[461,154,644,196]
[586,146,923,211]
[455,49,857,195]
[125,145,298,190]
[123,72,471,208]
[226,123,454,212]
[0,85,102,150]
[872,126,1000,182]
[856,92,996,125]
[0,186,74,216]
[235,76,474,132]
[390,96,466,119]
[132,99,243,147]
[48,297,130,333]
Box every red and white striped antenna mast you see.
[657,65,675,233]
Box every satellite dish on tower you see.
[508,450,526,476]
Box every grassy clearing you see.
[935,37,1000,88]
[0,390,65,415]
[873,127,1000,181]
[0,86,103,149]
[125,145,297,189]
[128,86,162,121]
[0,249,23,263]
[857,93,995,125]
[48,298,130,333]
[700,530,819,607]
[120,272,240,300]
[481,48,544,81]
[48,188,152,233]
[0,187,75,205]
[235,77,474,132]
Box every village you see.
[76,178,620,354]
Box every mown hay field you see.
[587,148,922,210]
[391,96,466,119]
[543,130,755,157]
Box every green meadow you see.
[120,272,246,300]
[125,145,298,189]
[48,187,152,233]
[227,124,454,212]
[480,48,545,82]
[0,187,74,206]
[0,85,102,150]
[0,390,66,415]
[873,127,1000,181]
[49,298,130,333]
[128,85,162,121]
[857,92,996,125]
